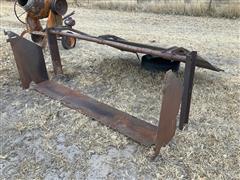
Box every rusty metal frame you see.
[5,26,221,156]
[5,31,49,88]
[44,28,220,130]
[5,0,224,159]
[179,51,197,130]
[45,27,222,72]
[47,29,63,75]
[34,72,182,149]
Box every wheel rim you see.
[14,0,27,25]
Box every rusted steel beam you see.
[47,30,63,75]
[154,71,182,157]
[48,29,222,72]
[50,30,187,62]
[34,71,181,152]
[179,51,197,130]
[5,29,219,155]
[5,31,48,89]
[35,80,158,146]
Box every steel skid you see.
[5,26,222,157]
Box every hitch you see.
[6,32,183,155]
[6,0,223,157]
[5,30,202,156]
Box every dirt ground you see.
[0,1,240,179]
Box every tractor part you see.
[61,13,77,49]
[14,0,77,47]
[6,0,223,156]
[5,31,48,88]
[6,31,183,156]
[47,27,222,72]
[64,16,76,27]
[15,0,68,42]
[6,27,223,135]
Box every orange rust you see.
[47,10,63,28]
[26,13,43,32]
[25,0,63,32]
[20,30,28,37]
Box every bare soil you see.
[0,2,240,179]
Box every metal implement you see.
[179,52,197,130]
[5,31,48,89]
[16,0,68,29]
[6,31,183,156]
[47,28,222,72]
[14,0,76,48]
[5,0,223,156]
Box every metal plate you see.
[35,80,158,146]
[6,31,48,88]
[155,71,182,148]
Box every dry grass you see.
[1,2,240,179]
[2,0,239,18]
[87,0,240,18]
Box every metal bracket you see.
[6,31,183,156]
[6,31,48,89]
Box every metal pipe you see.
[39,28,222,71]
[49,29,187,63]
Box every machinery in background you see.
[14,0,76,49]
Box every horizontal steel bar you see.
[49,29,187,62]
[48,29,222,71]
[35,80,158,146]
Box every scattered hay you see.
[0,3,240,179]
[90,0,240,19]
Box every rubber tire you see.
[61,32,76,50]
[141,54,180,72]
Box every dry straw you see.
[80,0,240,18]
